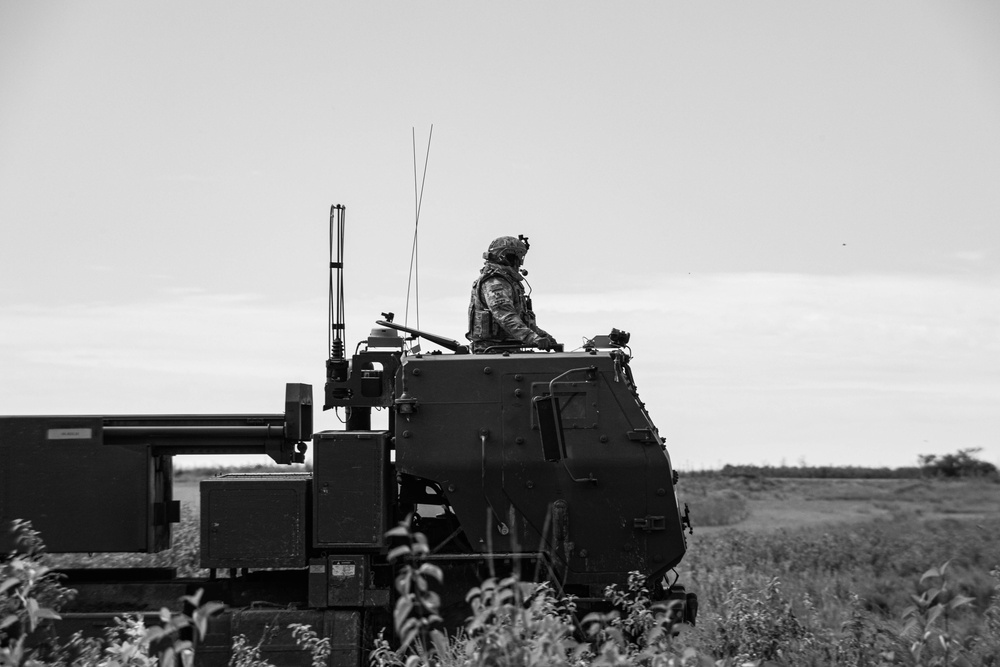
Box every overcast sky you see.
[2,1,998,470]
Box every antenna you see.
[327,204,348,387]
[404,125,433,348]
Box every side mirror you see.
[532,395,565,462]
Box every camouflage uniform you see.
[466,237,555,354]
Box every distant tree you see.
[919,448,998,478]
[716,463,922,480]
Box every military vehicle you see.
[0,205,694,666]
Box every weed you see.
[289,623,331,667]
[1,520,74,666]
[901,561,976,666]
[229,625,277,667]
[708,576,810,663]
[1,520,223,667]
[383,515,446,659]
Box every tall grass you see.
[8,480,1000,666]
[683,489,751,528]
[375,515,1000,666]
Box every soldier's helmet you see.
[485,236,528,268]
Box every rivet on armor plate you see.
[411,368,421,376]
[402,430,411,438]
[483,366,492,374]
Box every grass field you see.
[34,471,1000,664]
[679,474,1000,532]
[673,475,1000,663]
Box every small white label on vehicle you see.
[47,428,93,440]
[330,563,356,577]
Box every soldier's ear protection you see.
[511,235,529,272]
[483,250,512,265]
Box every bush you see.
[1,520,224,667]
[919,448,998,478]
[708,576,810,663]
[1,520,74,664]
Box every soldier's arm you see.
[482,278,540,344]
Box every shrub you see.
[708,576,810,663]
[1,520,223,667]
[1,520,75,665]
[919,448,998,479]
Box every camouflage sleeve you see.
[482,277,540,344]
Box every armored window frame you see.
[529,381,597,430]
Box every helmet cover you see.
[485,236,528,267]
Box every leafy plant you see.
[1,520,74,667]
[373,515,448,665]
[1,520,224,667]
[901,561,976,666]
[708,576,810,663]
[229,625,277,667]
[462,576,582,667]
[583,571,705,666]
[289,623,330,667]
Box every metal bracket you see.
[153,500,181,525]
[633,515,666,532]
[626,429,656,443]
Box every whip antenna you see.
[405,125,433,344]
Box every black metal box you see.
[200,473,310,569]
[0,416,172,553]
[312,431,389,550]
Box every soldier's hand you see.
[535,335,558,351]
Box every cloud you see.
[539,273,1000,467]
[951,250,988,263]
[2,292,328,415]
[3,273,997,469]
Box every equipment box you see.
[0,416,173,553]
[200,473,310,569]
[312,431,390,550]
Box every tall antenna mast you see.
[326,204,349,396]
[405,125,433,345]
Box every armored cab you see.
[390,349,687,592]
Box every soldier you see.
[466,235,558,354]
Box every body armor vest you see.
[466,262,537,349]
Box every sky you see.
[1,1,998,471]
